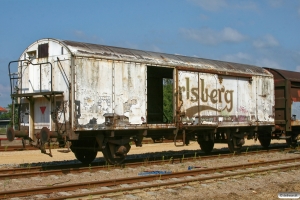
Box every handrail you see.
[57,57,70,89]
[8,59,54,130]
[8,59,26,96]
[8,59,53,96]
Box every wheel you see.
[198,140,214,154]
[286,138,297,148]
[227,138,235,153]
[258,133,271,148]
[286,139,297,148]
[286,132,298,148]
[102,143,131,165]
[226,132,243,153]
[74,150,97,164]
[227,139,242,153]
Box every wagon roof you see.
[58,39,271,77]
[264,68,300,82]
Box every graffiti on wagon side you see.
[180,77,234,116]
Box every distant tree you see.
[0,112,10,120]
[0,104,18,126]
[0,106,10,120]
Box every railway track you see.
[0,148,291,180]
[0,156,299,199]
[0,142,291,170]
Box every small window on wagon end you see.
[26,51,36,60]
[38,43,49,58]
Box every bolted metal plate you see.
[6,127,15,142]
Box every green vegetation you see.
[0,103,18,130]
[0,114,10,120]
[0,104,12,120]
[163,78,173,123]
[0,128,6,135]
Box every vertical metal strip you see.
[285,79,291,131]
[198,73,200,119]
[40,64,42,92]
[71,56,75,129]
[256,77,258,121]
[50,61,53,92]
[112,61,115,113]
[52,94,56,131]
[215,74,218,117]
[29,99,34,139]
[20,64,23,95]
[145,64,148,123]
[175,69,179,126]
[237,77,239,122]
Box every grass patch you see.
[0,128,6,135]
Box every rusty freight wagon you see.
[7,38,275,164]
[264,68,300,148]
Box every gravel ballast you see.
[0,139,299,199]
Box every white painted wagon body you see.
[7,38,276,164]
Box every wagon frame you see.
[7,38,279,164]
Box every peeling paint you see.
[74,58,146,126]
[178,70,274,125]
[13,39,276,136]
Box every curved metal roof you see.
[55,39,271,77]
[264,68,300,83]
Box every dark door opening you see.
[147,66,173,124]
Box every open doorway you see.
[147,66,173,124]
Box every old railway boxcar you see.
[7,38,275,164]
[264,68,300,147]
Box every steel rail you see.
[0,148,290,178]
[0,157,299,199]
[53,161,300,200]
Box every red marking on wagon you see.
[40,106,46,114]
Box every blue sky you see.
[0,0,300,106]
